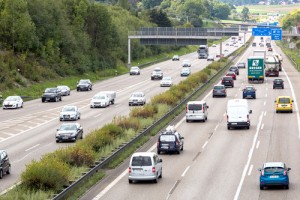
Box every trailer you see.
[248,56,265,83]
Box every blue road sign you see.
[252,27,272,36]
[271,29,282,40]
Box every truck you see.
[273,53,283,71]
[247,56,265,83]
[265,55,279,77]
[197,45,208,59]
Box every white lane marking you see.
[256,141,260,149]
[166,180,180,200]
[264,111,267,116]
[181,166,190,177]
[214,124,219,131]
[261,123,264,130]
[265,94,267,97]
[94,113,102,118]
[263,101,266,106]
[114,104,121,108]
[234,111,263,200]
[0,137,4,141]
[202,141,208,149]
[0,132,14,136]
[0,182,22,196]
[282,68,300,138]
[25,144,40,152]
[247,165,253,176]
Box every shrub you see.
[69,145,95,167]
[82,130,113,152]
[208,62,221,70]
[198,72,208,83]
[130,104,158,118]
[21,157,70,191]
[151,92,177,106]
[101,123,124,139]
[113,116,141,131]
[168,86,185,100]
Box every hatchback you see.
[182,60,191,67]
[243,86,256,99]
[129,66,140,75]
[2,96,23,109]
[275,96,294,113]
[226,71,236,80]
[160,76,173,87]
[229,66,239,75]
[221,76,234,87]
[273,79,284,89]
[180,68,191,76]
[212,85,226,98]
[207,55,214,61]
[57,85,71,96]
[157,126,184,154]
[0,150,11,179]
[259,162,291,190]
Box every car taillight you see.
[152,167,156,173]
[128,167,132,173]
[290,104,293,107]
[284,170,287,175]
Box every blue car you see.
[259,162,291,190]
[242,85,256,99]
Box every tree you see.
[213,3,231,19]
[142,0,163,9]
[148,8,172,27]
[241,6,249,21]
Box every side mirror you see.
[57,129,59,131]
[274,100,276,103]
[258,168,262,171]
[159,159,163,163]
[292,100,294,102]
[206,106,209,109]
[249,110,252,114]
[181,136,185,139]
[288,168,291,171]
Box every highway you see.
[80,37,300,200]
[0,36,244,193]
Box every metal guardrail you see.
[52,43,249,200]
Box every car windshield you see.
[57,86,67,90]
[132,93,142,97]
[214,86,224,90]
[227,107,247,115]
[160,135,176,142]
[245,87,254,91]
[223,77,232,80]
[6,96,18,101]
[131,156,152,166]
[94,95,106,99]
[274,79,282,82]
[131,67,138,70]
[62,107,75,112]
[163,77,171,81]
[45,88,56,93]
[188,104,202,110]
[60,124,77,131]
[79,80,89,84]
[278,98,291,104]
[264,167,284,173]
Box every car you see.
[207,55,214,61]
[212,85,227,98]
[129,92,146,106]
[226,71,236,80]
[221,76,234,88]
[157,125,184,154]
[242,85,256,99]
[182,59,191,67]
[180,68,191,76]
[252,42,256,47]
[186,101,209,122]
[259,162,291,190]
[212,44,217,47]
[275,96,294,113]
[234,44,239,47]
[230,43,234,46]
[90,93,110,108]
[77,79,92,91]
[172,55,180,61]
[259,43,264,47]
[41,88,62,102]
[223,49,228,52]
[227,99,252,130]
[128,152,162,183]
[59,105,80,121]
[2,96,23,109]
[225,43,229,46]
[129,66,140,75]
[160,76,173,87]
[273,78,284,89]
[268,47,273,51]
[229,66,239,75]
[237,62,246,69]
[151,67,163,80]
[57,85,70,96]
[0,150,11,179]
[56,123,83,143]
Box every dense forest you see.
[0,0,232,91]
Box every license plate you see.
[63,136,68,139]
[270,175,279,178]
[46,98,50,100]
[247,95,251,97]
[231,123,237,125]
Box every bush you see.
[130,104,158,118]
[113,116,141,131]
[198,72,208,83]
[21,157,70,191]
[151,92,177,106]
[82,130,113,152]
[69,145,95,167]
[101,123,124,139]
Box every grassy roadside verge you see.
[276,41,300,72]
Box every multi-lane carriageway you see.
[1,34,300,200]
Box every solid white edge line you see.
[233,111,263,200]
[181,166,190,177]
[261,123,264,130]
[264,111,267,116]
[256,141,260,149]
[202,141,208,149]
[282,67,300,138]
[263,101,266,106]
[94,113,102,118]
[247,165,253,176]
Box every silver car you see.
[128,152,162,183]
[129,92,146,106]
[2,96,23,109]
[90,93,110,108]
[160,76,173,87]
[129,66,140,75]
[182,59,191,67]
[59,105,80,121]
[57,85,71,96]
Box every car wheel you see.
[55,97,58,102]
[291,110,293,113]
[42,99,45,103]
[273,86,275,89]
[21,103,23,108]
[212,95,215,98]
[56,140,59,143]
[181,145,183,151]
[260,185,264,190]
[282,86,284,89]
[186,119,189,123]
[227,126,230,130]
[286,185,289,190]
[159,170,162,178]
[6,165,11,175]
[153,176,158,183]
[80,133,83,139]
[254,96,256,99]
[157,150,160,155]
[0,170,3,179]
[77,89,79,91]
[177,150,180,154]
[129,179,133,184]
[276,111,278,113]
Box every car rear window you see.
[278,98,290,104]
[264,167,284,173]
[214,86,224,90]
[188,104,202,110]
[223,76,232,80]
[131,156,152,166]
[160,135,176,142]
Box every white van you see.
[227,99,252,130]
[185,101,209,122]
[128,152,162,183]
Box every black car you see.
[157,126,184,154]
[0,150,11,179]
[273,79,284,89]
[77,79,92,91]
[229,66,239,75]
[221,76,234,88]
[41,88,62,102]
[56,123,83,143]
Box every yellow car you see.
[275,96,294,113]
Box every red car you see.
[226,71,236,80]
[268,47,273,51]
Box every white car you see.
[160,76,173,87]
[2,96,23,109]
[129,66,140,75]
[59,105,80,121]
[57,85,70,96]
[207,55,214,61]
[212,44,217,47]
[129,92,146,106]
[182,60,191,67]
[172,55,180,61]
[180,68,191,76]
[90,93,110,108]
